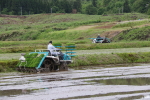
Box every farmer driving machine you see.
[16,44,76,73]
[91,37,111,43]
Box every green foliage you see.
[0,60,18,72]
[0,13,148,41]
[123,0,131,13]
[147,9,150,15]
[98,8,105,15]
[24,26,32,29]
[86,4,98,15]
[73,0,82,12]
[52,6,59,13]
[0,0,150,15]
[92,0,97,7]
[69,52,150,67]
[132,0,148,13]
[1,8,9,14]
[113,26,150,41]
[113,20,149,28]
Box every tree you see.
[52,6,59,13]
[73,0,82,12]
[147,8,150,15]
[1,8,9,14]
[86,4,97,15]
[132,0,149,13]
[0,0,149,15]
[98,7,105,15]
[102,0,111,7]
[11,0,20,15]
[123,0,130,13]
[92,0,97,7]
[59,0,72,13]
[51,0,59,7]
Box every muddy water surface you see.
[1,64,150,100]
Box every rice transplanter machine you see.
[16,45,76,73]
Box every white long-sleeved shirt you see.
[47,44,60,55]
[47,44,56,52]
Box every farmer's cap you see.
[49,41,52,43]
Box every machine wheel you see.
[102,38,107,43]
[54,65,58,71]
[42,59,54,71]
[59,62,68,71]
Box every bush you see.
[24,26,31,29]
[98,8,105,15]
[147,9,150,15]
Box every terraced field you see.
[1,47,150,60]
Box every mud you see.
[1,63,150,100]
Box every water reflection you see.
[87,77,150,86]
[1,64,150,100]
[119,95,150,100]
[0,89,33,97]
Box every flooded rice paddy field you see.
[1,63,150,100]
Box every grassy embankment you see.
[113,25,150,41]
[1,52,150,72]
[0,13,150,72]
[0,13,148,41]
[70,52,150,68]
[0,13,150,53]
[0,60,18,72]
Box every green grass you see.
[2,51,150,72]
[1,13,150,72]
[0,13,149,51]
[69,52,150,67]
[113,20,149,28]
[113,26,150,41]
[76,41,150,50]
[0,13,148,41]
[0,60,18,72]
[1,40,150,53]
